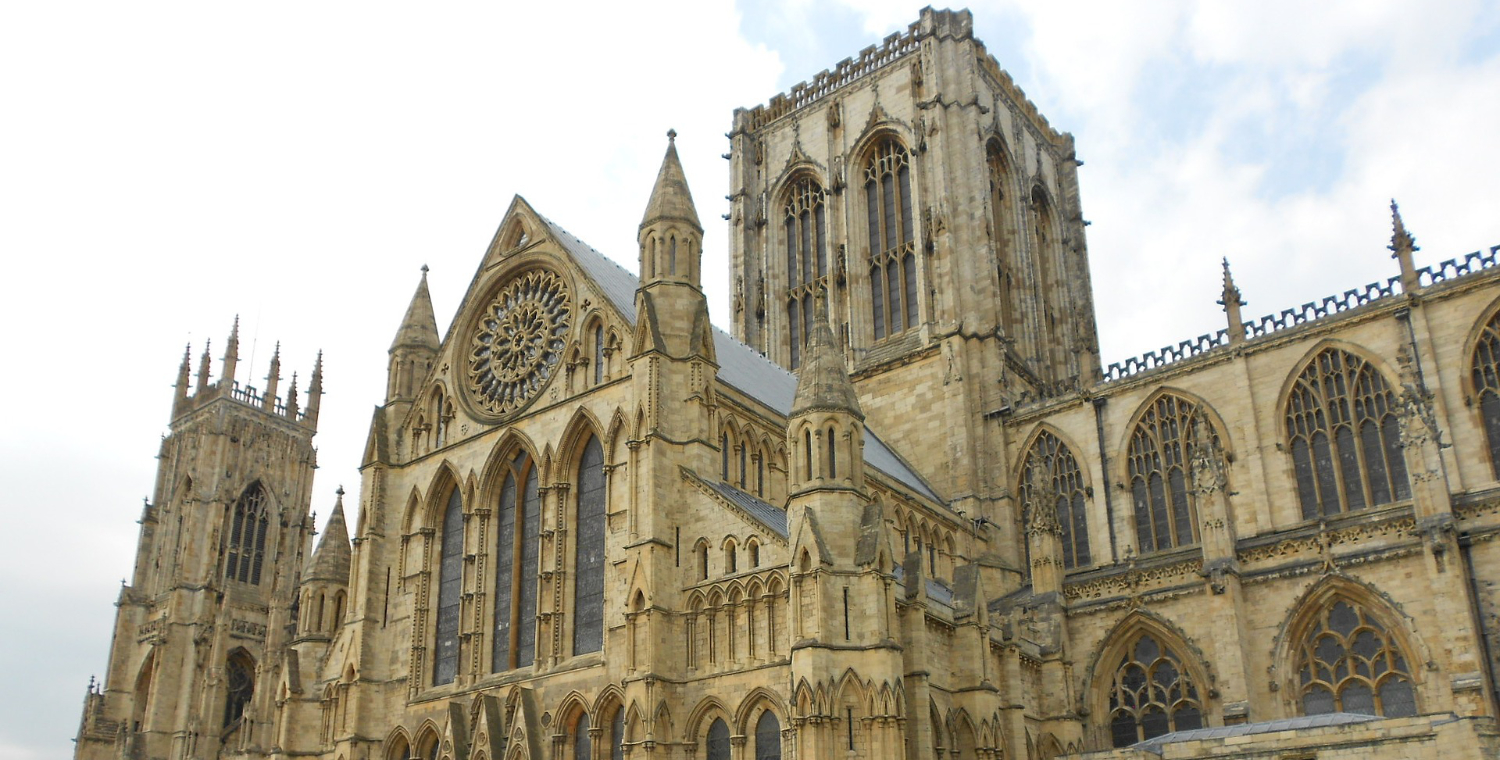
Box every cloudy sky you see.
[2,2,1498,758]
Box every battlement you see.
[1100,243,1500,383]
[172,321,321,430]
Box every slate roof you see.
[1131,712,1380,755]
[538,213,942,504]
[700,479,788,538]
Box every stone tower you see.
[727,7,1099,567]
[75,322,322,760]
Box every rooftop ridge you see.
[1099,243,1500,384]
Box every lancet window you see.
[1127,395,1213,553]
[572,714,591,760]
[1018,431,1091,568]
[706,718,731,760]
[493,450,540,671]
[1473,312,1500,478]
[574,436,607,655]
[1295,598,1417,717]
[433,485,464,686]
[225,482,270,585]
[755,711,782,760]
[865,138,917,340]
[611,708,625,760]
[223,650,255,729]
[784,176,829,369]
[1286,348,1410,518]
[1107,633,1203,747]
[987,141,1021,335]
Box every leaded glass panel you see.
[1473,312,1500,478]
[784,177,828,369]
[517,466,540,667]
[433,486,464,686]
[1296,599,1417,717]
[573,715,591,760]
[225,483,270,585]
[1018,431,1091,569]
[1107,633,1203,747]
[864,139,917,340]
[574,437,607,655]
[1127,395,1215,552]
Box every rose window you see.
[467,269,571,416]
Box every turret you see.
[637,129,703,290]
[387,266,440,406]
[788,302,865,500]
[297,488,352,641]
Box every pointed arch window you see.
[1127,396,1213,553]
[493,450,540,671]
[1473,312,1500,478]
[1296,598,1417,717]
[755,711,782,760]
[593,324,606,385]
[225,483,270,585]
[574,436,607,655]
[784,176,828,369]
[1107,633,1203,747]
[706,718,731,760]
[611,706,625,760]
[987,141,1021,336]
[572,713,592,760]
[433,485,464,685]
[864,138,917,340]
[223,650,255,729]
[1286,349,1410,518]
[1018,431,1091,568]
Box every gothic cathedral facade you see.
[77,8,1500,759]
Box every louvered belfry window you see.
[574,436,607,655]
[225,483,270,585]
[1127,395,1213,553]
[1108,634,1204,747]
[1296,599,1417,717]
[784,176,828,369]
[1018,431,1091,569]
[493,450,540,671]
[1472,313,1500,478]
[1286,348,1410,519]
[864,139,917,340]
[432,486,463,686]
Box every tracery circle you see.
[467,269,571,417]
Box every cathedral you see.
[76,8,1500,759]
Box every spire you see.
[263,342,281,411]
[303,487,352,584]
[1218,258,1245,345]
[791,302,863,420]
[196,339,212,394]
[173,344,192,416]
[305,350,323,427]
[286,372,300,420]
[1389,199,1419,292]
[222,316,240,387]
[640,129,702,233]
[390,265,440,353]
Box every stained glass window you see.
[517,462,540,667]
[784,177,829,369]
[1297,599,1417,717]
[494,451,539,671]
[865,139,916,340]
[755,711,781,760]
[1287,349,1410,518]
[1473,313,1500,478]
[223,650,254,729]
[574,437,607,655]
[1128,395,1215,553]
[433,486,464,686]
[1018,431,1091,568]
[706,718,731,760]
[225,483,269,585]
[1107,633,1203,747]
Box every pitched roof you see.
[536,213,942,504]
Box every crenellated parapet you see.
[172,318,322,430]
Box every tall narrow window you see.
[1473,312,1500,478]
[225,483,270,585]
[1296,598,1417,717]
[1107,633,1203,747]
[755,711,782,760]
[433,486,464,686]
[1287,349,1409,518]
[574,436,607,655]
[593,325,605,385]
[987,141,1021,336]
[1018,431,1091,569]
[721,433,730,480]
[864,139,916,339]
[826,428,837,479]
[706,718,731,760]
[223,650,255,729]
[493,451,539,671]
[573,714,592,760]
[1128,395,1216,553]
[784,177,828,369]
[611,707,625,760]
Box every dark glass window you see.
[222,651,254,729]
[574,437,607,655]
[433,486,464,686]
[1018,431,1091,569]
[706,718,731,760]
[517,464,540,667]
[1287,349,1409,517]
[1128,395,1215,553]
[225,483,270,585]
[611,708,625,760]
[494,451,538,671]
[1297,599,1417,718]
[784,177,828,369]
[1474,313,1500,478]
[573,714,591,760]
[865,139,916,340]
[1108,634,1203,747]
[593,325,605,385]
[755,711,782,760]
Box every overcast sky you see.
[2,2,1498,759]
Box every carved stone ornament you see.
[466,268,571,418]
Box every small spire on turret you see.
[286,372,300,419]
[637,129,705,289]
[306,350,324,427]
[388,266,440,404]
[222,316,240,387]
[196,339,212,394]
[1218,258,1246,345]
[304,487,352,585]
[173,343,192,416]
[791,299,864,421]
[1389,199,1420,292]
[263,342,282,410]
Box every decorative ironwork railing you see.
[1100,244,1500,383]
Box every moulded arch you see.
[684,696,732,744]
[1011,422,1095,498]
[402,488,425,535]
[1273,338,1405,442]
[1080,609,1215,721]
[385,727,414,760]
[733,686,788,736]
[771,163,830,205]
[554,690,591,733]
[1460,292,1500,399]
[423,461,467,529]
[1115,386,1235,466]
[849,124,916,175]
[555,407,607,485]
[593,684,626,720]
[413,721,443,760]
[476,430,542,498]
[653,702,674,742]
[604,409,628,461]
[622,702,645,742]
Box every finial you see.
[1218,257,1246,345]
[336,485,345,497]
[420,264,429,277]
[1217,258,1244,307]
[667,128,677,143]
[1389,199,1418,255]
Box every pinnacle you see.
[1389,199,1418,256]
[791,301,863,420]
[390,266,440,353]
[304,490,351,584]
[640,130,702,232]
